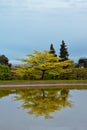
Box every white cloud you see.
[9,60,23,65]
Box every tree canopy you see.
[59,40,69,60]
[0,64,11,80]
[15,50,73,80]
[49,43,57,57]
[78,58,87,68]
[0,55,11,67]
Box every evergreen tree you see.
[0,55,11,67]
[49,44,57,57]
[59,40,69,60]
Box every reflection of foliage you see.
[0,89,10,98]
[0,89,17,99]
[15,88,72,119]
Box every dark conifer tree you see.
[49,43,57,57]
[59,40,69,60]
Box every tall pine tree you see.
[49,43,57,57]
[59,40,69,60]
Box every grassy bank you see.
[0,80,87,85]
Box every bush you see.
[73,68,87,80]
[0,64,11,80]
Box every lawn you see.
[0,79,87,85]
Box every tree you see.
[49,43,57,57]
[0,55,11,67]
[59,40,69,60]
[77,58,87,68]
[15,50,73,80]
[0,64,11,80]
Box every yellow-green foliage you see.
[15,88,72,119]
[15,50,74,79]
[58,68,87,80]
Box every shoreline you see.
[0,82,87,88]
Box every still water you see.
[0,87,87,130]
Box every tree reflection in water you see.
[15,88,72,119]
[0,89,11,99]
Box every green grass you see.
[0,79,87,84]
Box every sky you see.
[0,0,87,64]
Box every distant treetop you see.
[59,40,69,60]
[0,55,11,67]
[49,43,57,57]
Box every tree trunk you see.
[41,70,45,79]
[42,89,45,98]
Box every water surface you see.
[0,87,87,130]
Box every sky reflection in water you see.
[0,87,87,130]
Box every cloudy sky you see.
[0,0,87,64]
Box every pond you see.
[0,86,87,130]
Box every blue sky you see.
[0,0,87,64]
